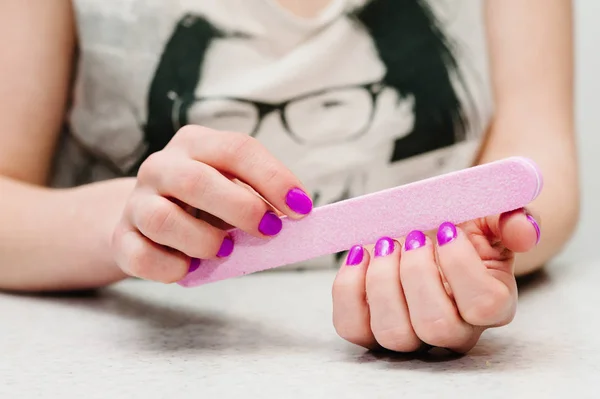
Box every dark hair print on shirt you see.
[139,0,470,170]
[352,0,469,162]
[141,14,222,161]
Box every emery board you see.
[178,156,542,287]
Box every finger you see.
[436,222,517,327]
[332,245,378,350]
[365,237,421,352]
[112,225,190,283]
[139,156,282,237]
[129,195,233,259]
[173,126,313,218]
[496,208,541,253]
[400,230,478,352]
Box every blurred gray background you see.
[556,1,599,263]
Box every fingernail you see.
[188,258,201,273]
[374,237,395,257]
[258,211,283,236]
[526,214,541,244]
[405,230,426,251]
[285,188,313,215]
[217,235,234,257]
[437,222,457,246]
[346,245,364,266]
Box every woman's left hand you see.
[332,208,541,353]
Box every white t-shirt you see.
[51,0,493,268]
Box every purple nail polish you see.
[346,245,364,266]
[405,230,426,251]
[285,188,313,215]
[374,237,395,257]
[189,258,201,273]
[258,211,283,236]
[526,214,541,244]
[437,222,457,246]
[217,236,234,257]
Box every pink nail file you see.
[178,156,542,287]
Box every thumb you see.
[491,208,541,253]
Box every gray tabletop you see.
[1,258,598,399]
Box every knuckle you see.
[114,227,189,283]
[238,197,267,227]
[226,134,282,182]
[230,131,256,151]
[222,133,286,186]
[417,317,464,348]
[461,286,513,326]
[138,200,177,237]
[195,230,224,259]
[137,152,164,182]
[126,242,156,279]
[374,327,421,353]
[260,162,281,185]
[168,214,224,259]
[155,255,190,284]
[223,133,257,163]
[175,124,209,143]
[172,164,210,200]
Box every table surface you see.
[1,257,598,399]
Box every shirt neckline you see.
[262,0,349,30]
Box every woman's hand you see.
[332,208,541,353]
[112,125,313,283]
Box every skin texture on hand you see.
[332,208,541,353]
[112,125,313,284]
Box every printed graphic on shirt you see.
[141,0,470,207]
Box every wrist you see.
[60,178,136,286]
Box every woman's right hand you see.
[111,125,313,283]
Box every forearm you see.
[0,177,136,291]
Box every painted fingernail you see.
[374,237,395,257]
[405,230,426,251]
[217,236,234,257]
[258,211,283,236]
[437,222,457,246]
[188,258,201,273]
[526,214,541,244]
[346,245,364,266]
[285,188,313,215]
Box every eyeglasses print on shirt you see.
[168,81,385,146]
[141,1,471,169]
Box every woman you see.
[0,0,578,353]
